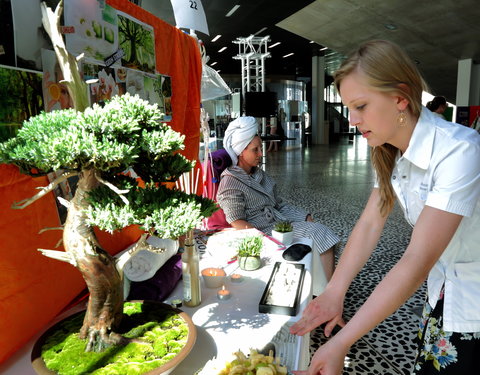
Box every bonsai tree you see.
[0,1,216,353]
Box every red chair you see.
[201,149,232,230]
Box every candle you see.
[201,267,226,288]
[217,285,231,300]
[230,273,244,283]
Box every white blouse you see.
[391,107,480,332]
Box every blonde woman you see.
[291,40,480,375]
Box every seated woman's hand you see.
[290,288,345,337]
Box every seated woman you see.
[216,116,340,281]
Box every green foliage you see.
[0,94,185,175]
[41,302,189,375]
[85,176,217,238]
[0,109,81,173]
[237,236,263,257]
[133,153,195,183]
[273,221,293,233]
[0,92,217,238]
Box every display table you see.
[0,232,324,375]
[170,232,318,374]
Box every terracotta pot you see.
[31,301,196,375]
[238,256,261,271]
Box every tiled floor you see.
[264,136,425,375]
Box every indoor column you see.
[456,58,480,106]
[311,53,327,144]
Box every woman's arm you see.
[303,206,463,375]
[291,189,388,336]
[217,177,250,227]
[230,219,254,230]
[334,206,462,346]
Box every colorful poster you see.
[143,74,172,122]
[41,49,74,111]
[160,75,173,121]
[64,0,119,65]
[117,12,156,74]
[125,69,145,97]
[87,64,123,105]
[0,65,44,141]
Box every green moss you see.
[41,302,189,375]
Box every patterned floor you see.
[264,136,426,374]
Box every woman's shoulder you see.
[219,166,249,186]
[435,118,480,151]
[422,108,480,149]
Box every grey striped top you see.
[217,166,339,253]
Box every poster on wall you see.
[0,0,53,70]
[64,0,119,66]
[125,68,145,97]
[82,62,124,105]
[117,12,156,74]
[159,75,172,121]
[12,0,52,71]
[143,74,172,122]
[41,49,74,111]
[0,65,44,142]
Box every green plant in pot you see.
[271,221,294,246]
[237,236,263,271]
[0,2,217,374]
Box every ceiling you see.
[141,0,480,104]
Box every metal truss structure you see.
[233,35,271,97]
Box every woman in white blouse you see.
[290,40,480,375]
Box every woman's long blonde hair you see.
[334,40,427,216]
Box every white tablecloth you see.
[169,234,319,374]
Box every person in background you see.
[217,116,340,281]
[426,95,448,119]
[267,116,279,152]
[290,40,480,375]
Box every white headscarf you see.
[223,116,259,165]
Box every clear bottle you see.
[181,230,201,307]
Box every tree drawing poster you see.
[117,12,156,74]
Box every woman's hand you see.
[230,219,254,230]
[293,337,349,375]
[290,288,345,337]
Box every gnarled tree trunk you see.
[64,169,124,352]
